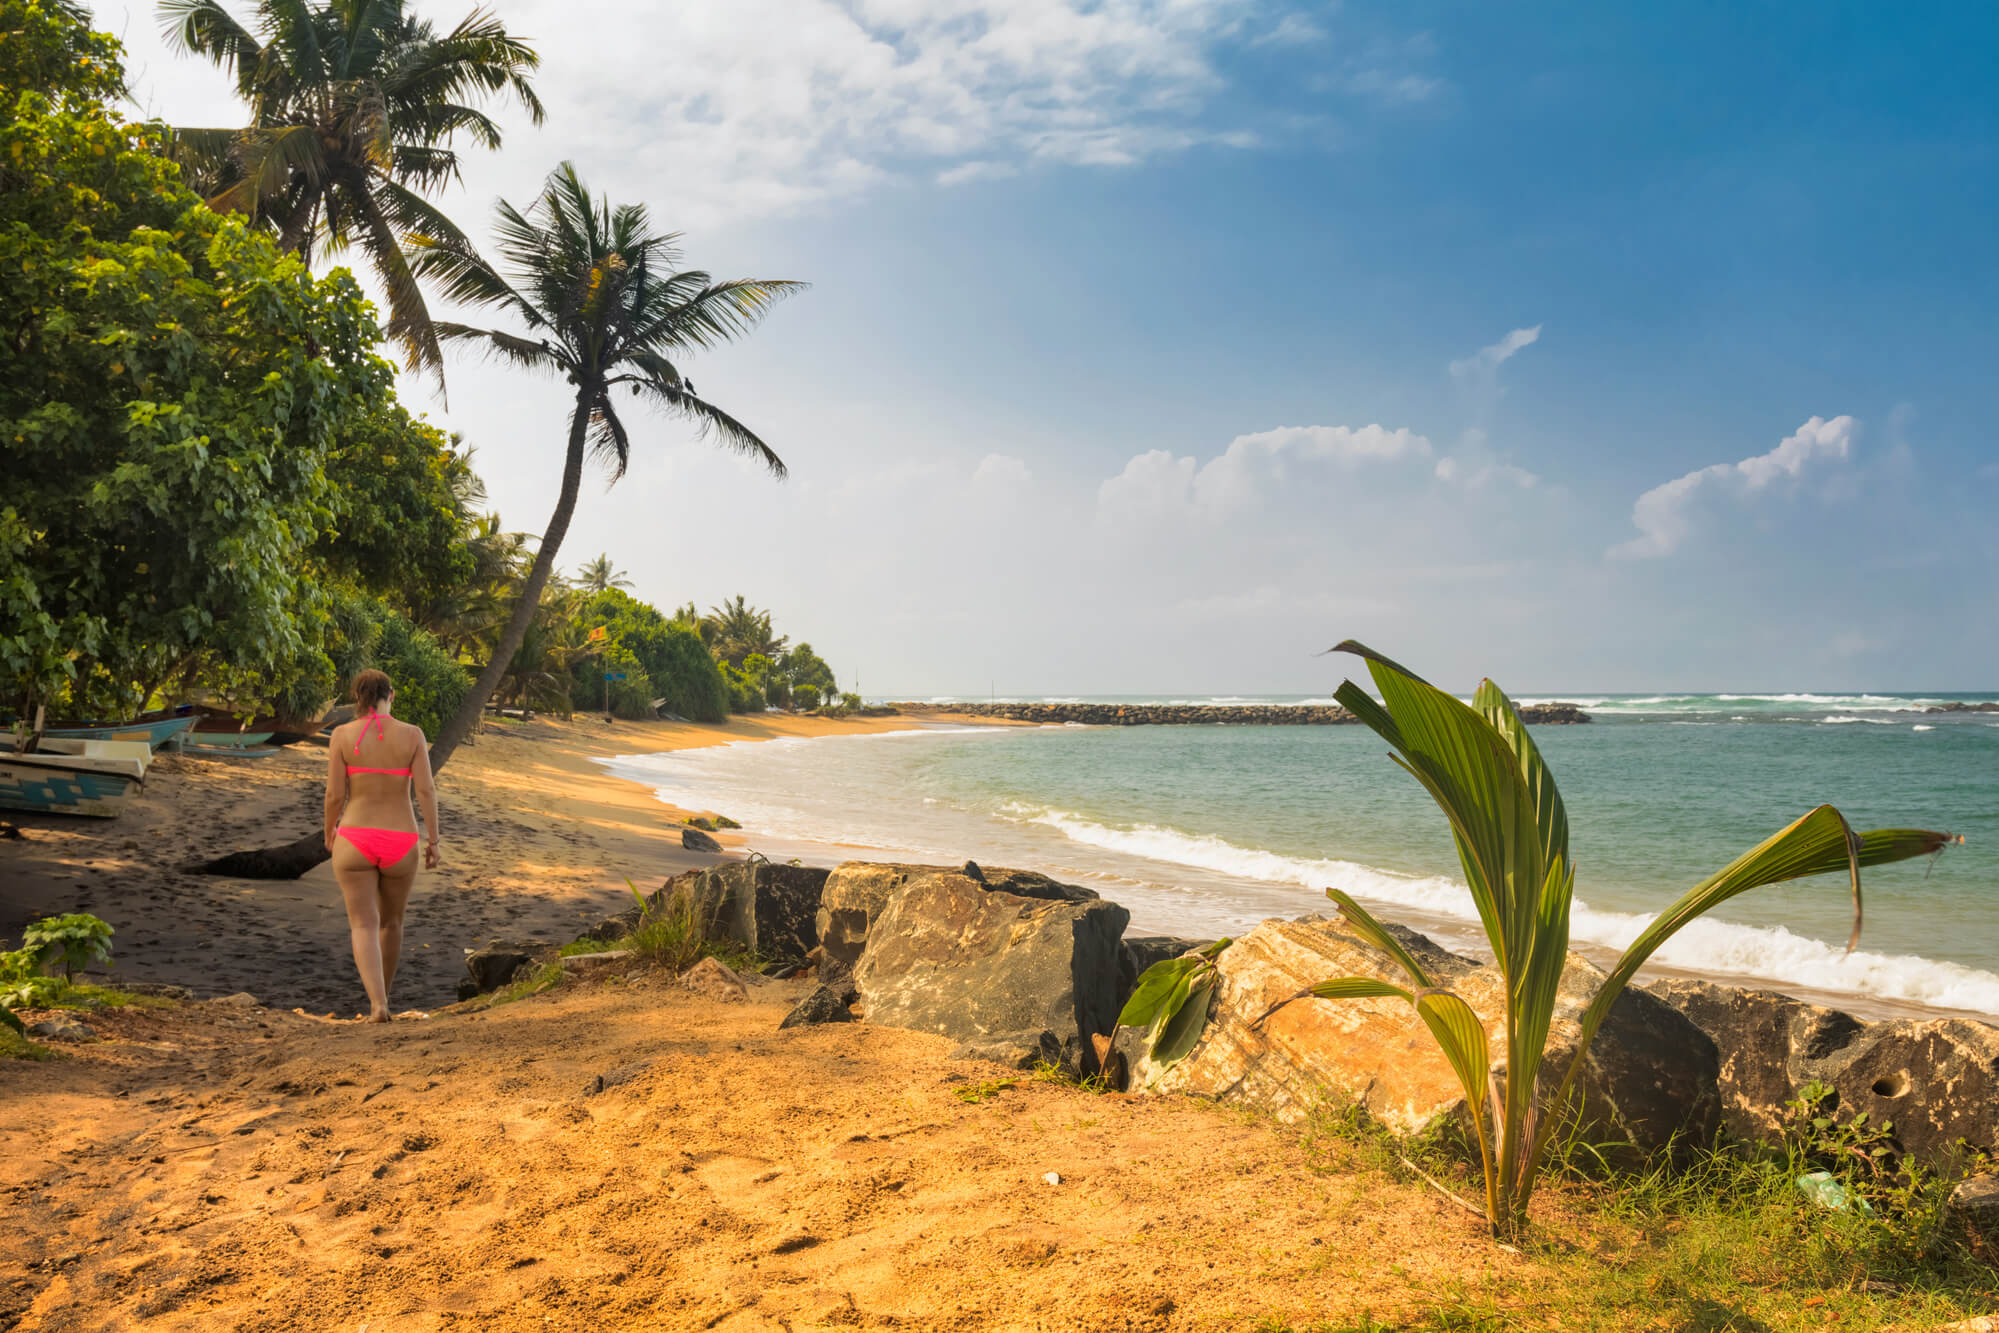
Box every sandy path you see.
[0,713,916,1016]
[0,976,1510,1331]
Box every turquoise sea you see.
[601,691,1999,1017]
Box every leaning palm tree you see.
[158,0,543,379]
[416,162,803,769]
[577,554,631,594]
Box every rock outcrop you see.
[654,862,830,965]
[893,701,1591,726]
[1647,979,1999,1163]
[1122,918,1717,1156]
[853,868,1127,1073]
[816,861,1099,968]
[780,985,856,1029]
[681,826,723,853]
[1923,701,1999,714]
[464,942,537,993]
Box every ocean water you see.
[600,692,1999,1017]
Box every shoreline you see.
[592,721,1999,1029]
[3,707,1988,1028]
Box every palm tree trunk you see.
[190,390,594,882]
[427,389,594,772]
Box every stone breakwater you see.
[894,700,1593,726]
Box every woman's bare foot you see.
[366,1008,392,1024]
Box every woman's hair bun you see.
[352,669,394,710]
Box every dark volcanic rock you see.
[853,869,1128,1074]
[1645,978,1999,1163]
[1925,701,1999,714]
[681,826,723,853]
[780,985,857,1029]
[465,944,534,993]
[1947,1175,1999,1241]
[653,862,829,964]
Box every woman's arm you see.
[411,728,441,868]
[323,731,348,851]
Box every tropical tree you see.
[704,594,788,666]
[412,161,802,768]
[577,554,631,593]
[157,0,543,378]
[1273,642,1956,1240]
[1,0,387,720]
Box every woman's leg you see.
[375,848,419,1001]
[331,836,390,1021]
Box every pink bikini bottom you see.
[336,826,419,869]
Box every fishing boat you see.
[0,740,150,818]
[41,715,196,751]
[178,742,281,760]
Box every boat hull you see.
[43,716,196,751]
[0,754,144,817]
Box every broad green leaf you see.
[1117,956,1200,1031]
[1152,977,1216,1066]
[0,1005,21,1035]
[1412,989,1492,1115]
[1307,977,1413,1002]
[1324,887,1433,989]
[1196,937,1233,960]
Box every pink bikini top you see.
[347,713,414,776]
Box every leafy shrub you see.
[793,683,821,709]
[365,605,469,734]
[21,913,111,981]
[580,590,728,722]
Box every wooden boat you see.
[42,715,195,751]
[0,740,150,818]
[178,742,280,760]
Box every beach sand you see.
[0,711,917,1017]
[0,971,1504,1332]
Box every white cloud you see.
[1449,325,1543,382]
[1611,415,1857,559]
[937,160,1021,186]
[481,0,1265,226]
[973,453,1033,487]
[1098,423,1433,520]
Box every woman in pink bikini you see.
[323,669,440,1022]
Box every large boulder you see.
[1123,917,1718,1157]
[1647,979,1999,1163]
[852,869,1126,1073]
[816,860,1098,968]
[652,862,829,964]
[1642,980,1867,1143]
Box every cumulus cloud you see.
[1611,415,1857,559]
[1098,424,1433,519]
[972,453,1033,487]
[1449,325,1543,382]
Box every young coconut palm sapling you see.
[1119,642,1957,1240]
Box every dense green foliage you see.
[1286,641,1954,1239]
[573,589,728,722]
[160,0,542,378]
[0,0,388,719]
[0,4,821,743]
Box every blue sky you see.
[93,0,1998,694]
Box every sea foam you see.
[1020,807,1999,1014]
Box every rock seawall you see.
[895,701,1592,726]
